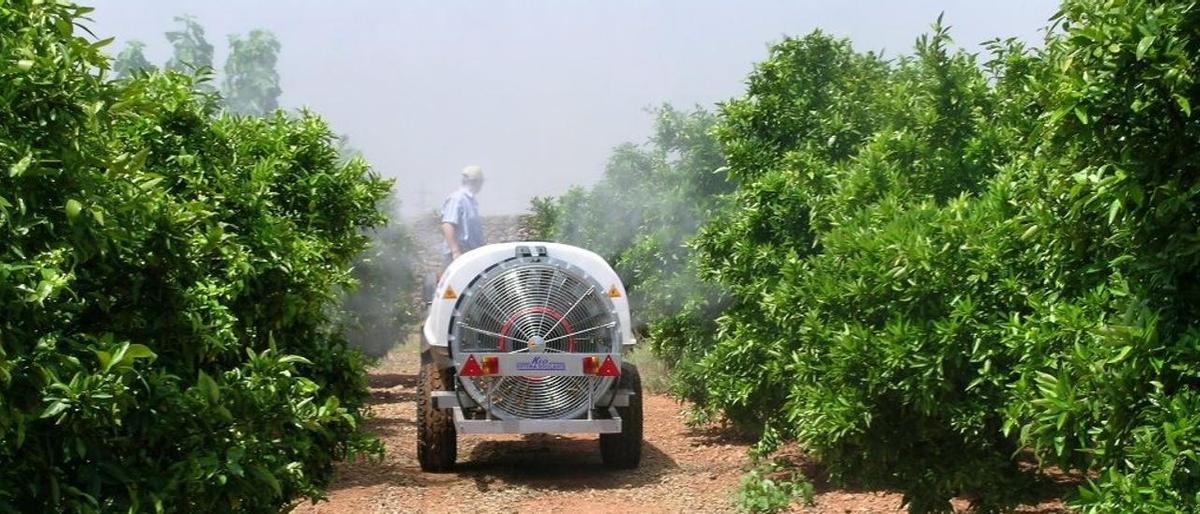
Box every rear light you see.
[460,354,500,377]
[481,356,499,375]
[583,355,621,377]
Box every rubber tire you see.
[600,362,643,469]
[417,363,457,472]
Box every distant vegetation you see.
[529,1,1200,512]
[113,15,281,117]
[111,13,419,359]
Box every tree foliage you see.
[689,1,1200,512]
[222,30,282,116]
[112,40,155,79]
[164,14,213,74]
[692,23,1034,511]
[1,2,389,511]
[532,1,1200,511]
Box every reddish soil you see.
[292,343,1072,514]
[291,344,754,513]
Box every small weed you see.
[736,459,815,513]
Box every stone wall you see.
[408,213,536,276]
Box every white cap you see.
[461,165,484,181]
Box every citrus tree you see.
[164,14,213,74]
[1,2,390,511]
[691,1,1200,511]
[222,30,282,116]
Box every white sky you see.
[89,1,1058,217]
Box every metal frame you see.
[432,389,632,409]
[455,352,622,377]
[453,406,623,434]
[432,387,634,434]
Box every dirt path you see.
[293,342,1071,514]
[293,342,756,514]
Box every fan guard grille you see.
[450,256,618,420]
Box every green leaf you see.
[138,176,164,191]
[109,343,129,369]
[249,465,282,497]
[1073,106,1089,125]
[1107,199,1121,224]
[8,154,31,177]
[93,349,112,372]
[1135,35,1155,60]
[90,36,115,49]
[1177,95,1192,117]
[1107,345,1133,364]
[1021,224,1041,240]
[197,371,220,403]
[278,355,312,366]
[40,401,69,419]
[119,344,156,366]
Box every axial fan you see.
[418,243,643,472]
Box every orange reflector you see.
[442,286,458,300]
[460,354,483,376]
[583,356,599,375]
[584,355,621,376]
[608,285,622,298]
[597,355,621,377]
[461,354,500,376]
[481,356,499,376]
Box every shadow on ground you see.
[766,448,1079,513]
[325,435,678,494]
[458,435,679,492]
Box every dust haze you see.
[89,0,1056,219]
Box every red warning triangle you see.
[460,354,483,376]
[597,355,621,377]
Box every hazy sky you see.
[90,1,1058,217]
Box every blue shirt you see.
[440,187,484,257]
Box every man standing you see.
[440,165,485,268]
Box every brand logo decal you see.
[516,356,566,371]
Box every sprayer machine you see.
[417,242,643,471]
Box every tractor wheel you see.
[600,362,643,469]
[417,362,456,472]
